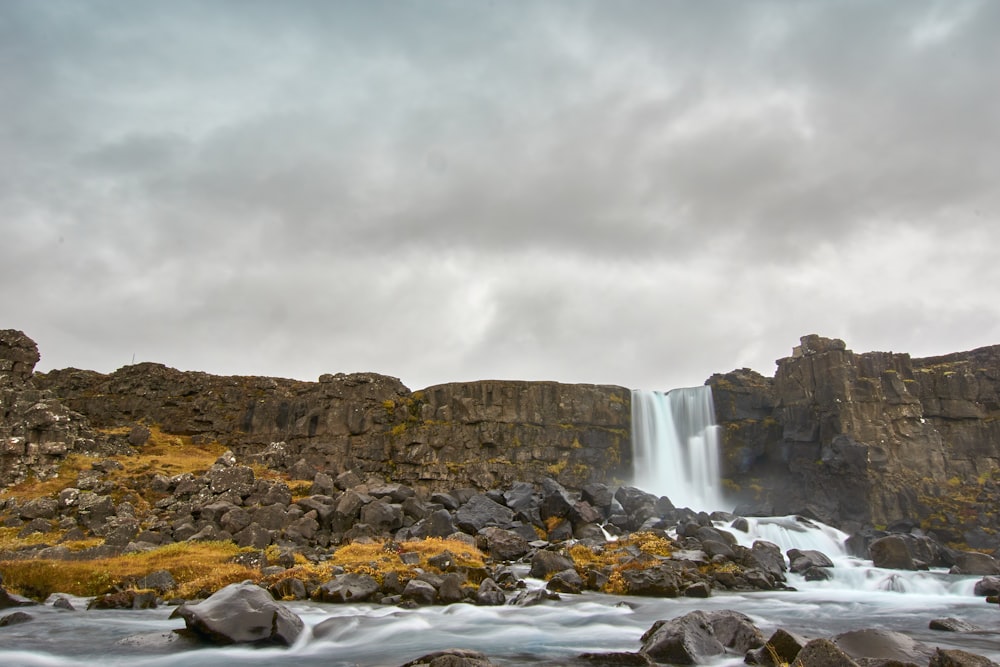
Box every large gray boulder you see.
[312,573,381,603]
[640,611,725,664]
[832,628,932,664]
[791,638,859,667]
[173,581,303,646]
[455,495,515,534]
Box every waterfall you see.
[630,386,727,512]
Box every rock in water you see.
[928,647,1000,667]
[398,648,497,666]
[792,639,859,667]
[832,628,932,664]
[174,581,303,646]
[639,611,726,664]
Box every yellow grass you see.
[0,541,257,600]
[568,531,675,593]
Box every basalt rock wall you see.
[0,331,105,486]
[711,335,1000,548]
[32,355,631,494]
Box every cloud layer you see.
[3,1,999,390]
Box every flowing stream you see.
[2,387,999,665]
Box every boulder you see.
[832,628,932,664]
[312,573,381,603]
[0,587,37,609]
[401,579,438,606]
[639,611,726,664]
[746,628,809,666]
[929,618,981,633]
[621,565,679,597]
[928,648,999,667]
[455,495,515,534]
[706,610,765,653]
[791,639,859,667]
[869,535,917,570]
[474,578,506,606]
[477,527,531,562]
[399,648,498,667]
[787,549,834,574]
[528,550,575,579]
[974,576,1000,597]
[173,581,303,646]
[950,551,1000,576]
[0,611,33,626]
[88,590,158,610]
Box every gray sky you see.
[3,1,999,391]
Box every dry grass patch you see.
[569,531,675,594]
[0,541,258,601]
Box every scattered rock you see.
[929,618,981,633]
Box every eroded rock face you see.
[35,362,630,494]
[0,330,104,487]
[712,335,1000,545]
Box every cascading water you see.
[631,386,985,599]
[630,386,727,512]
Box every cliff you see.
[0,330,107,486]
[30,353,631,494]
[711,334,1000,548]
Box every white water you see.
[630,387,727,512]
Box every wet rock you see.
[832,629,932,664]
[174,581,303,646]
[0,611,32,626]
[747,541,787,581]
[792,639,860,667]
[510,588,560,606]
[928,648,999,667]
[88,590,158,610]
[746,628,809,666]
[529,550,575,579]
[0,587,37,609]
[578,652,655,666]
[399,648,498,667]
[474,578,506,606]
[639,611,726,664]
[546,569,583,594]
[974,576,1000,597]
[949,551,1000,576]
[402,579,438,606]
[929,618,981,633]
[707,610,764,653]
[787,549,834,573]
[621,565,680,597]
[51,595,76,611]
[313,573,380,603]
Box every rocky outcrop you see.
[712,335,1000,547]
[34,362,630,494]
[0,330,104,486]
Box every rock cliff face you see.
[0,331,104,486]
[33,358,631,493]
[711,335,1000,548]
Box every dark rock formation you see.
[0,330,105,486]
[712,335,1000,545]
[398,648,498,667]
[33,352,630,493]
[173,580,303,646]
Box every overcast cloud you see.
[2,0,998,391]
